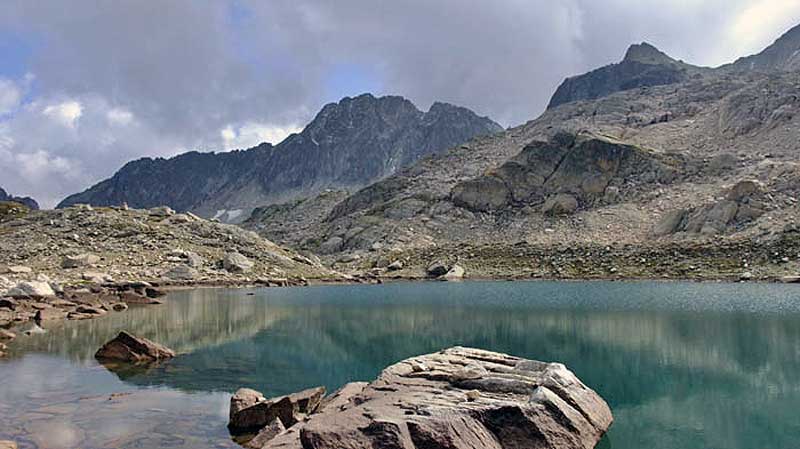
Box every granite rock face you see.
[58,94,501,220]
[452,132,678,213]
[233,347,613,449]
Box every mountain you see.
[547,43,704,109]
[58,94,502,220]
[0,187,39,210]
[245,23,800,282]
[726,23,800,72]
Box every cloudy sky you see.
[1,1,799,207]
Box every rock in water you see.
[95,331,175,363]
[229,386,327,433]
[237,347,612,449]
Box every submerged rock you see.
[95,331,175,363]
[234,347,612,449]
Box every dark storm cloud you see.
[0,0,798,206]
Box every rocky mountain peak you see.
[548,43,694,109]
[623,42,678,65]
[728,22,800,72]
[58,94,501,219]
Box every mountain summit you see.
[58,94,502,220]
[547,43,699,109]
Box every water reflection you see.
[1,281,800,449]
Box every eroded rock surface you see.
[233,347,612,449]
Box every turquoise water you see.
[1,281,800,448]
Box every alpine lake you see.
[1,280,799,448]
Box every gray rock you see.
[386,260,404,271]
[223,252,254,273]
[6,281,55,298]
[95,331,175,363]
[163,265,198,281]
[426,261,450,277]
[148,206,176,217]
[542,193,579,216]
[443,264,466,280]
[62,253,101,269]
[255,347,612,449]
[229,386,326,434]
[319,237,344,255]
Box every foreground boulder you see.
[233,347,612,449]
[229,386,326,434]
[95,331,175,363]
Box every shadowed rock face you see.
[236,347,613,449]
[548,43,701,109]
[57,94,502,219]
[0,187,38,210]
[452,132,678,213]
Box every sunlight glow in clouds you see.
[727,0,800,58]
[43,101,83,128]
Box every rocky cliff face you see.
[0,187,39,210]
[58,94,502,220]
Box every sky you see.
[1,1,799,207]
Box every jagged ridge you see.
[58,94,502,220]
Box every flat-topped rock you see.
[95,331,175,363]
[236,347,612,449]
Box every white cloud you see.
[726,0,800,59]
[43,101,83,128]
[220,122,302,150]
[106,107,134,126]
[0,79,22,116]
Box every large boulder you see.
[241,347,612,449]
[61,253,101,269]
[95,331,175,363]
[655,179,767,236]
[542,193,579,215]
[6,281,55,298]
[223,252,255,273]
[442,264,466,280]
[230,386,326,434]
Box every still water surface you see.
[1,281,799,448]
